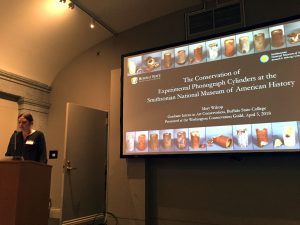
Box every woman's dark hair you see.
[18,113,34,123]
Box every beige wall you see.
[47,8,187,222]
[47,1,300,225]
[108,69,145,225]
[0,99,18,158]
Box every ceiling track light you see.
[89,19,95,29]
[59,0,75,10]
[68,2,75,9]
[58,0,117,35]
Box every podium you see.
[0,160,52,225]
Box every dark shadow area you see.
[148,154,300,225]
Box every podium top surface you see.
[0,158,52,168]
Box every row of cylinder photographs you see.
[126,20,300,76]
[125,121,300,153]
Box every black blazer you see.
[5,131,47,164]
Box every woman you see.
[5,113,47,163]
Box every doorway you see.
[60,103,108,225]
[0,98,18,158]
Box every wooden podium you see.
[0,160,52,225]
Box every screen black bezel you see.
[120,14,300,158]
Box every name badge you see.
[25,140,34,145]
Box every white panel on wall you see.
[0,98,18,158]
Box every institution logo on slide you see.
[131,77,138,84]
[260,54,270,63]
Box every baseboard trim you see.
[61,213,105,225]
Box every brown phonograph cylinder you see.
[137,134,146,151]
[256,128,269,147]
[224,39,235,57]
[190,131,200,149]
[162,133,172,149]
[254,33,266,51]
[149,133,159,151]
[271,29,284,47]
[213,135,232,148]
[194,46,203,62]
[163,52,173,68]
[177,50,187,64]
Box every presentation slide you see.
[121,17,300,157]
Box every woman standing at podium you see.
[5,113,47,163]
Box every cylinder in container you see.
[237,128,248,148]
[126,133,135,151]
[239,36,250,54]
[208,43,218,60]
[283,126,295,147]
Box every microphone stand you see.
[12,131,23,160]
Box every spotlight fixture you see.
[68,2,75,9]
[57,0,117,35]
[89,19,95,29]
[58,0,74,9]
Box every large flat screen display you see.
[121,16,300,157]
